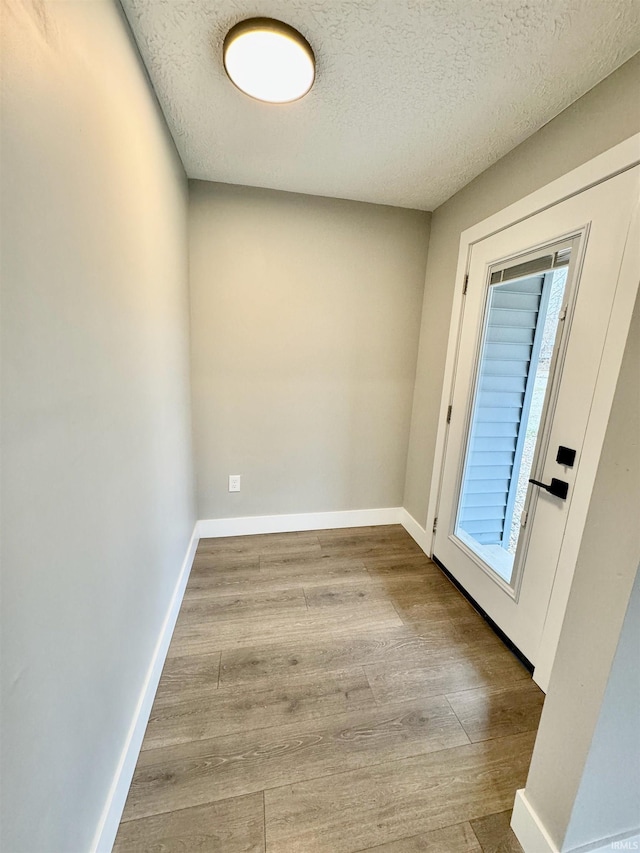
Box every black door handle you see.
[529,478,569,500]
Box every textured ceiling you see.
[121,0,640,210]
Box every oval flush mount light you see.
[223,18,315,104]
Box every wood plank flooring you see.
[115,525,542,852]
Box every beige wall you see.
[403,52,640,523]
[189,181,430,520]
[0,2,194,851]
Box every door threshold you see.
[432,555,534,674]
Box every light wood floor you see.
[115,525,543,852]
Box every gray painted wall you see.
[523,292,640,850]
[189,181,430,520]
[564,567,640,849]
[0,2,195,851]
[403,52,640,524]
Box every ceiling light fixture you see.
[223,18,315,104]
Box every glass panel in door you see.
[455,249,570,585]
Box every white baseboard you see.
[512,790,640,853]
[90,524,199,853]
[512,789,560,853]
[197,507,403,538]
[398,508,432,556]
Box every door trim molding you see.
[426,133,640,558]
[399,507,433,553]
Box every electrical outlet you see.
[228,474,241,492]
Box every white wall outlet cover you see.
[228,475,241,492]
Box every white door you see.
[433,166,639,670]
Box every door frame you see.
[425,134,640,690]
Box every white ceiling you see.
[121,0,640,210]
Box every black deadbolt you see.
[556,446,577,467]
